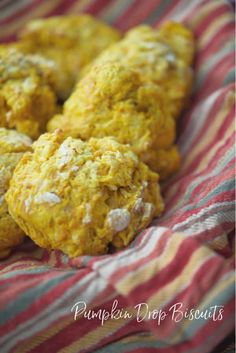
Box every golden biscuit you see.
[0,128,32,258]
[81,21,194,118]
[48,63,180,179]
[0,47,58,139]
[6,130,164,257]
[157,21,195,66]
[18,15,121,100]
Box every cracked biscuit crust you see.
[6,130,164,258]
[47,63,180,180]
[0,128,32,258]
[80,21,195,118]
[18,15,121,100]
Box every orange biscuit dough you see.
[81,21,195,118]
[0,128,32,258]
[0,47,58,139]
[48,63,180,179]
[18,15,121,100]
[6,130,164,257]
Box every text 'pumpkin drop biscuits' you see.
[48,63,180,180]
[81,21,195,119]
[18,15,121,100]
[0,128,32,258]
[6,130,164,258]
[0,47,58,139]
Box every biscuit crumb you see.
[108,208,131,232]
[82,203,92,224]
[35,192,61,204]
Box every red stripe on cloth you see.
[179,89,232,166]
[189,174,234,206]
[29,294,137,353]
[80,318,144,353]
[0,252,50,272]
[162,190,234,235]
[195,54,234,101]
[0,270,99,316]
[147,258,234,337]
[89,228,171,282]
[183,86,233,160]
[183,109,234,176]
[129,299,234,353]
[163,133,235,213]
[177,84,233,155]
[164,206,234,240]
[196,23,235,63]
[162,185,234,232]
[83,0,113,15]
[155,0,182,24]
[0,265,61,287]
[127,349,161,353]
[53,250,76,269]
[162,200,234,236]
[196,221,235,245]
[212,243,235,258]
[124,237,202,302]
[0,277,47,310]
[165,129,234,211]
[112,0,143,28]
[43,0,80,17]
[175,161,234,212]
[0,261,47,274]
[0,34,15,42]
[88,227,167,266]
[193,3,233,37]
[175,299,234,353]
[227,228,235,250]
[0,268,91,336]
[114,0,163,30]
[0,0,45,25]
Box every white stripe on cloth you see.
[92,227,169,272]
[0,0,33,19]
[173,205,234,234]
[179,88,227,156]
[162,0,201,22]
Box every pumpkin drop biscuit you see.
[80,21,195,118]
[6,130,164,258]
[0,47,58,139]
[48,63,180,180]
[17,15,121,100]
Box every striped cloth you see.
[0,1,235,352]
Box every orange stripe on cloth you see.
[117,232,185,294]
[197,13,234,50]
[189,2,230,30]
[180,90,235,173]
[64,0,94,14]
[56,311,135,353]
[13,316,74,353]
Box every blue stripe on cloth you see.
[143,0,173,26]
[0,272,74,325]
